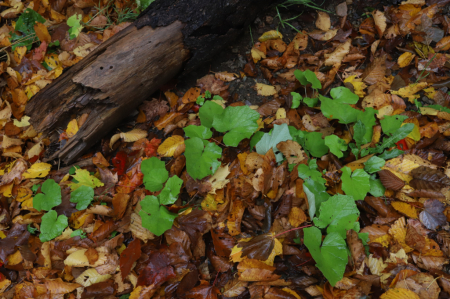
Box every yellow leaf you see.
[13,116,30,127]
[275,108,286,119]
[14,46,26,64]
[16,187,32,202]
[397,52,415,68]
[45,53,62,69]
[66,119,79,138]
[208,165,230,194]
[315,11,331,31]
[380,288,420,299]
[419,106,439,116]
[74,269,111,287]
[0,231,5,238]
[389,217,414,253]
[288,206,308,227]
[201,194,218,212]
[110,128,148,148]
[263,237,282,266]
[237,152,249,175]
[23,162,52,179]
[259,30,283,42]
[423,87,436,99]
[391,202,418,219]
[255,83,277,96]
[0,183,13,197]
[391,82,428,103]
[370,234,391,247]
[157,135,185,157]
[251,47,266,63]
[282,288,301,299]
[403,121,420,142]
[344,75,367,97]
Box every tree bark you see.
[25,0,277,164]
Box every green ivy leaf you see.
[298,159,326,185]
[353,120,366,148]
[159,175,183,205]
[341,167,370,201]
[304,131,329,158]
[324,135,347,158]
[199,101,224,128]
[139,195,177,236]
[378,149,404,160]
[303,178,330,218]
[250,131,264,150]
[70,185,94,210]
[205,90,212,99]
[380,115,408,136]
[303,97,319,107]
[212,105,260,146]
[364,156,385,173]
[141,157,169,192]
[196,96,205,106]
[185,137,222,180]
[304,69,322,89]
[183,125,212,139]
[330,86,359,104]
[67,14,84,40]
[369,175,386,197]
[255,124,292,162]
[39,210,68,242]
[294,69,308,85]
[70,229,86,239]
[136,0,154,11]
[357,108,377,145]
[27,224,37,234]
[304,227,348,286]
[313,194,360,239]
[291,92,302,109]
[33,179,61,212]
[11,9,45,50]
[320,95,360,124]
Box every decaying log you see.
[26,0,277,164]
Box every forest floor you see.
[3,0,450,299]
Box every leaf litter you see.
[3,0,450,298]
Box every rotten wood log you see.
[26,0,277,164]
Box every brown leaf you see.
[139,99,169,121]
[362,55,386,85]
[0,223,29,262]
[237,259,281,281]
[407,189,445,198]
[84,248,99,265]
[276,140,305,164]
[419,199,446,230]
[316,11,331,31]
[394,273,440,299]
[112,193,130,219]
[80,280,115,299]
[45,278,81,294]
[436,230,450,257]
[120,238,141,280]
[185,280,220,299]
[211,227,235,257]
[377,169,405,191]
[347,230,366,269]
[238,233,275,261]
[410,166,450,190]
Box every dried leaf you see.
[419,199,446,230]
[157,135,185,157]
[378,169,405,190]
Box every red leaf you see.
[145,138,161,157]
[185,281,220,299]
[120,238,141,280]
[112,151,127,175]
[137,250,176,287]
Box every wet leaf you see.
[419,199,446,230]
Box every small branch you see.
[274,224,312,238]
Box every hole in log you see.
[100,67,104,70]
[109,66,113,69]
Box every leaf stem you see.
[274,224,312,238]
[213,268,221,286]
[295,258,313,267]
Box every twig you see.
[274,224,312,238]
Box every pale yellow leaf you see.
[398,52,415,68]
[255,83,277,96]
[157,135,185,157]
[13,115,30,127]
[66,119,79,138]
